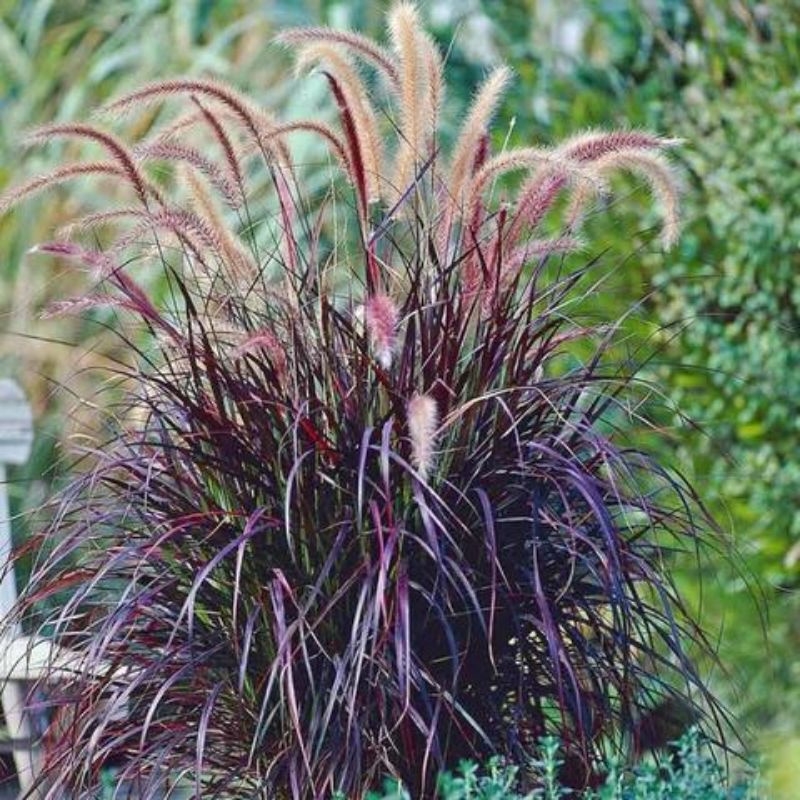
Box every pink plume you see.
[564,130,678,162]
[41,294,128,319]
[365,293,400,369]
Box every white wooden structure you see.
[0,379,40,797]
[0,381,132,799]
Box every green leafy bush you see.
[655,33,800,581]
[643,5,800,748]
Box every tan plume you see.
[56,208,141,241]
[465,147,576,226]
[507,160,606,246]
[447,66,512,214]
[388,2,428,204]
[296,43,384,202]
[0,162,125,216]
[135,140,243,208]
[407,393,439,480]
[182,167,257,281]
[568,149,681,248]
[421,33,445,151]
[275,26,400,89]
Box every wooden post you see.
[0,379,40,797]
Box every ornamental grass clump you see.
[2,3,724,797]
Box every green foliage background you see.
[1,0,798,796]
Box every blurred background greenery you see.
[1,0,798,796]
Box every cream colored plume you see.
[407,393,439,479]
[181,167,256,281]
[448,65,512,213]
[365,293,400,369]
[567,149,680,248]
[388,2,429,203]
[421,32,444,150]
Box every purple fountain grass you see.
[24,123,152,206]
[1,4,727,798]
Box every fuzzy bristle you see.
[25,123,151,206]
[40,294,128,319]
[421,33,444,149]
[407,392,439,479]
[275,26,400,87]
[182,167,256,279]
[568,149,681,248]
[364,292,400,368]
[388,2,428,203]
[561,129,678,161]
[188,95,246,203]
[447,65,512,213]
[296,43,384,202]
[231,329,287,376]
[0,162,125,215]
[136,140,242,208]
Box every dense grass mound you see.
[2,3,727,797]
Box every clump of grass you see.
[2,3,725,798]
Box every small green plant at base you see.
[365,731,762,800]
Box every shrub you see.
[2,3,727,797]
[654,27,800,582]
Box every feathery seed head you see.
[388,2,429,202]
[296,42,384,202]
[448,65,513,208]
[40,294,128,319]
[407,392,439,479]
[231,329,287,376]
[364,292,400,368]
